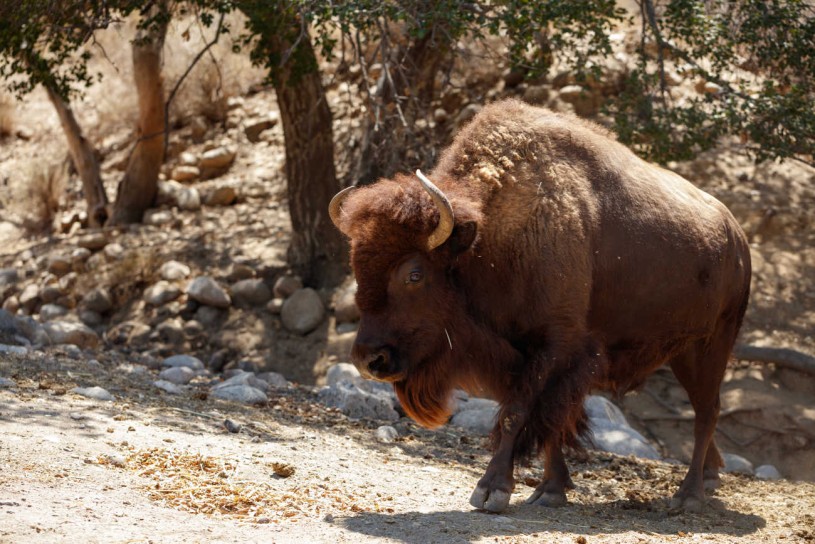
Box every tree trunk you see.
[108,8,168,226]
[45,85,108,227]
[274,35,348,287]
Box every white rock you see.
[143,209,174,226]
[200,147,236,169]
[722,453,754,475]
[755,464,782,480]
[162,354,204,371]
[589,424,661,460]
[186,276,231,308]
[177,187,201,211]
[160,261,191,281]
[159,366,196,385]
[154,380,183,395]
[450,407,498,435]
[281,288,325,335]
[72,386,114,401]
[375,425,399,443]
[211,384,268,404]
[326,363,361,387]
[144,281,182,306]
[43,321,100,349]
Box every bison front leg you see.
[469,405,524,513]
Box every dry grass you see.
[0,159,68,232]
[0,91,13,138]
[99,447,392,523]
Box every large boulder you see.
[281,288,325,335]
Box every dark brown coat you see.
[332,99,751,513]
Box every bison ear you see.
[447,221,477,255]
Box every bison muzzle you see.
[329,99,751,514]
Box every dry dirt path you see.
[1,352,814,544]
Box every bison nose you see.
[352,344,392,380]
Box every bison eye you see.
[406,270,423,284]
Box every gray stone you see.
[143,209,174,226]
[210,384,268,404]
[336,322,358,335]
[159,365,196,385]
[257,371,288,388]
[334,283,359,324]
[0,344,28,355]
[47,254,72,276]
[153,380,183,395]
[160,261,191,281]
[156,319,185,345]
[589,423,661,460]
[755,464,782,480]
[19,284,40,312]
[326,363,361,387]
[43,321,100,349]
[186,276,231,308]
[584,395,629,427]
[214,371,269,393]
[144,281,182,306]
[0,376,18,387]
[79,310,103,327]
[195,305,224,326]
[200,147,236,169]
[162,354,204,371]
[0,268,19,288]
[40,285,63,304]
[281,288,325,335]
[172,165,200,182]
[723,453,755,475]
[76,232,108,251]
[82,287,113,314]
[450,407,498,435]
[39,304,69,321]
[72,386,114,401]
[230,279,272,307]
[273,275,303,298]
[375,425,399,443]
[13,315,50,346]
[0,309,28,346]
[318,381,398,422]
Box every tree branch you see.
[733,344,815,376]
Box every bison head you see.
[329,171,482,426]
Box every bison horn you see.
[328,186,355,233]
[416,170,454,251]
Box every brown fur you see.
[335,99,751,511]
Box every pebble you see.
[72,386,114,401]
[257,371,288,388]
[211,384,268,404]
[79,309,103,327]
[82,287,113,314]
[0,268,19,287]
[143,209,174,226]
[144,281,182,306]
[39,303,69,321]
[281,288,325,335]
[172,165,200,182]
[104,243,125,260]
[755,464,782,480]
[204,186,237,207]
[162,355,204,371]
[223,419,242,433]
[266,298,284,314]
[43,321,100,349]
[154,380,183,395]
[273,275,303,298]
[230,279,272,307]
[375,425,399,443]
[40,285,63,304]
[47,254,72,276]
[160,261,191,281]
[101,453,127,468]
[76,232,108,251]
[199,146,236,169]
[186,276,231,308]
[195,305,224,326]
[177,187,201,211]
[159,366,196,385]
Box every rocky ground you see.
[2,13,815,544]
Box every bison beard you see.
[330,100,752,514]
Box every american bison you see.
[329,99,751,513]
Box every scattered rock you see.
[186,276,231,308]
[82,287,113,314]
[281,288,325,335]
[244,114,279,143]
[0,376,17,388]
[39,304,69,321]
[266,298,284,314]
[79,310,103,327]
[143,209,175,226]
[585,396,660,459]
[271,462,295,478]
[106,320,151,345]
[433,108,449,124]
[158,365,196,385]
[195,305,224,326]
[71,386,114,401]
[40,285,63,304]
[0,268,19,289]
[199,146,236,170]
[177,187,201,211]
[171,165,200,182]
[224,419,242,433]
[226,263,255,282]
[162,355,204,371]
[153,380,183,395]
[2,296,20,313]
[204,185,238,207]
[215,371,270,393]
[211,384,268,404]
[230,279,272,307]
[101,453,127,468]
[723,453,755,475]
[257,371,288,388]
[0,345,28,356]
[450,404,498,435]
[160,261,191,281]
[326,363,361,387]
[336,322,358,334]
[756,464,782,480]
[144,281,182,306]
[47,255,72,276]
[103,243,125,260]
[557,85,601,116]
[76,232,108,251]
[273,275,303,298]
[19,284,40,312]
[695,80,724,95]
[156,319,185,345]
[318,381,399,422]
[523,85,550,105]
[375,425,399,443]
[43,321,100,349]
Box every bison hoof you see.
[669,494,705,513]
[525,489,568,507]
[703,477,721,491]
[469,486,511,513]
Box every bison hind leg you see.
[669,324,737,511]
